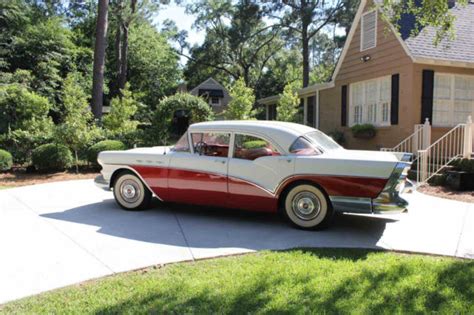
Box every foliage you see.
[0,121,55,165]
[351,124,376,139]
[380,0,469,44]
[225,78,256,120]
[328,130,346,145]
[87,140,126,166]
[0,84,54,164]
[31,143,73,171]
[276,83,299,122]
[242,140,267,150]
[0,84,52,133]
[183,1,283,90]
[127,22,181,107]
[0,149,13,171]
[55,72,101,172]
[152,93,214,145]
[452,159,474,173]
[103,84,140,137]
[2,249,473,314]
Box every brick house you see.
[259,0,474,150]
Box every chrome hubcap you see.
[292,192,321,221]
[120,180,141,203]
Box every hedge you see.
[87,140,126,166]
[32,144,73,171]
[0,149,13,171]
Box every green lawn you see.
[1,249,473,314]
[0,186,11,190]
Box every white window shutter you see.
[361,11,377,51]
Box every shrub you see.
[457,159,474,173]
[328,130,345,145]
[87,140,126,166]
[32,144,73,171]
[276,83,299,122]
[152,93,214,145]
[351,124,376,139]
[0,149,13,171]
[225,78,256,120]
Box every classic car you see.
[95,121,411,230]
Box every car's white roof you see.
[189,120,317,152]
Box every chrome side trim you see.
[329,196,372,214]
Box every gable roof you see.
[190,77,228,95]
[332,0,474,82]
[404,3,474,64]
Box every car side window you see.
[172,132,190,153]
[233,134,280,161]
[289,137,321,156]
[191,132,230,157]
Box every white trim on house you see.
[298,82,334,96]
[360,10,378,51]
[414,57,474,69]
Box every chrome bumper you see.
[372,163,410,214]
[94,175,110,191]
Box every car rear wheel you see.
[282,184,333,230]
[113,172,152,210]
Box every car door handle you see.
[214,159,226,164]
[278,157,292,163]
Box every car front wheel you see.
[282,184,333,230]
[113,172,152,210]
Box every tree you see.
[182,1,283,90]
[225,78,256,120]
[266,0,345,87]
[103,83,140,136]
[277,83,299,122]
[56,72,99,172]
[92,0,109,119]
[127,21,180,107]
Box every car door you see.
[167,131,230,207]
[227,133,295,212]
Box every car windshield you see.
[304,130,341,151]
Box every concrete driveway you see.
[0,179,473,304]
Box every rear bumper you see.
[330,162,410,215]
[372,163,410,214]
[94,175,110,191]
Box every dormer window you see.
[361,10,377,51]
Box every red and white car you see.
[95,121,411,230]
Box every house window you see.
[433,74,474,127]
[349,76,391,127]
[210,97,220,106]
[361,10,377,51]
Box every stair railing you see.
[381,118,431,161]
[417,116,473,183]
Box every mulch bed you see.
[0,169,99,188]
[417,185,474,203]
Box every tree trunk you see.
[74,150,79,174]
[113,22,123,97]
[91,0,109,119]
[302,22,310,88]
[118,22,128,92]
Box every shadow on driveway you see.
[41,198,397,251]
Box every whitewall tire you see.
[113,172,152,210]
[283,184,333,230]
